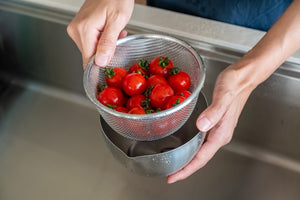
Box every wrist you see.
[227,44,284,93]
[225,58,261,94]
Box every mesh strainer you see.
[83,34,205,141]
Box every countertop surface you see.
[10,0,300,64]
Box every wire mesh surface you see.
[84,34,205,141]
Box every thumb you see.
[196,91,233,132]
[95,22,124,67]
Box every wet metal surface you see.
[100,92,206,176]
[0,4,300,200]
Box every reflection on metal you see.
[0,2,300,200]
[0,0,73,25]
[224,142,300,174]
[100,92,207,177]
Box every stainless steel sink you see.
[0,2,300,200]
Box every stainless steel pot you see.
[100,92,207,177]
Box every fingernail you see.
[95,53,110,67]
[197,117,211,132]
[168,179,176,184]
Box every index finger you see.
[95,19,127,67]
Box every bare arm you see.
[168,0,300,183]
[234,0,300,88]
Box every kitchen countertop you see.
[6,0,300,64]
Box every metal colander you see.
[83,34,205,141]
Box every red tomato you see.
[126,94,146,110]
[128,107,146,114]
[114,106,128,113]
[175,90,192,99]
[122,73,147,96]
[97,87,126,107]
[164,95,186,110]
[168,68,191,92]
[104,67,128,89]
[147,75,168,88]
[128,59,149,76]
[149,84,174,109]
[149,57,174,78]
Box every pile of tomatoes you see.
[97,56,191,114]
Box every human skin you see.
[67,0,134,67]
[67,0,300,184]
[168,0,300,183]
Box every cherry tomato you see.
[175,90,192,99]
[149,57,174,78]
[114,106,128,113]
[149,84,174,109]
[126,94,146,110]
[147,75,168,88]
[128,59,149,76]
[168,68,191,92]
[97,87,126,107]
[104,67,128,89]
[122,73,147,96]
[164,95,186,110]
[128,107,146,114]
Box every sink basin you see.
[0,3,300,200]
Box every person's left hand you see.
[167,63,255,184]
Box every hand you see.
[67,0,134,68]
[167,1,300,183]
[167,64,255,184]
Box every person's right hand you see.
[67,0,134,68]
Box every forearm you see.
[230,0,300,91]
